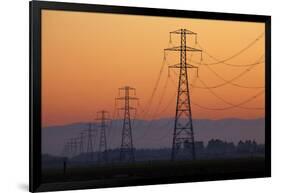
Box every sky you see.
[42,10,265,127]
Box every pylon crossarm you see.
[165,46,202,52]
[118,86,135,90]
[96,118,111,121]
[170,29,197,35]
[168,63,198,69]
[115,97,139,100]
[117,107,136,110]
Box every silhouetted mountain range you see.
[42,118,264,156]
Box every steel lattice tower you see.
[86,123,94,160]
[70,138,78,157]
[165,29,202,161]
[64,142,70,157]
[69,139,74,157]
[96,110,110,164]
[116,86,138,162]
[62,141,70,157]
[79,132,84,154]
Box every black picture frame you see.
[30,1,271,192]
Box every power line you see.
[191,91,264,111]
[169,68,264,110]
[190,32,264,67]
[131,54,172,132]
[139,53,167,119]
[191,56,265,89]
[149,75,170,119]
[196,78,265,110]
[132,60,194,142]
[132,69,186,143]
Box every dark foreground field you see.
[42,157,266,185]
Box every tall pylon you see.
[165,29,202,161]
[96,110,110,164]
[116,86,138,162]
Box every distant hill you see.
[42,118,265,156]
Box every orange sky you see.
[42,10,265,127]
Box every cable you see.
[140,52,167,118]
[168,68,264,110]
[144,76,198,144]
[133,76,171,140]
[191,32,264,67]
[133,51,174,132]
[191,56,265,89]
[192,95,264,110]
[149,75,170,118]
[138,74,199,142]
[139,76,200,144]
[196,78,264,110]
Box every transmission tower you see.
[69,138,78,157]
[165,29,202,161]
[68,139,73,157]
[79,132,84,155]
[61,141,70,157]
[96,110,110,164]
[73,138,79,157]
[116,86,138,162]
[86,123,95,161]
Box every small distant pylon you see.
[69,138,78,157]
[86,123,95,161]
[116,86,138,162]
[73,138,79,157]
[61,141,70,157]
[79,132,84,155]
[96,110,111,164]
[165,29,202,161]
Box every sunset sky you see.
[42,10,265,127]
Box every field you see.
[42,157,266,184]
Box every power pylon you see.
[96,110,110,164]
[86,123,95,161]
[116,86,138,162]
[165,29,202,161]
[79,132,84,154]
[69,138,78,157]
[73,138,79,157]
[61,141,70,157]
[68,139,73,157]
